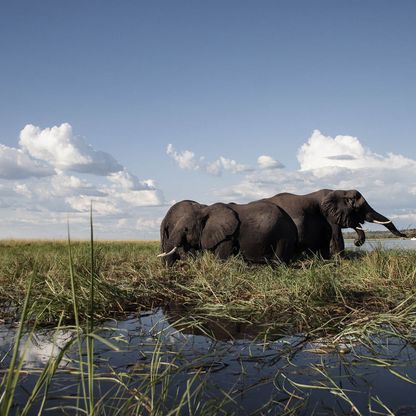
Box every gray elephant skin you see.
[263,189,406,258]
[159,200,298,266]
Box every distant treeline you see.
[343,228,416,240]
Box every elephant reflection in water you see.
[263,189,406,259]
[159,200,298,266]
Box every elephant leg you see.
[273,240,292,264]
[213,240,236,260]
[318,243,331,260]
[329,223,345,256]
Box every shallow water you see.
[1,309,416,415]
[345,238,416,250]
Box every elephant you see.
[263,189,406,259]
[159,200,207,266]
[159,200,298,266]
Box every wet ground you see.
[1,308,416,415]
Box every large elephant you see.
[263,189,406,258]
[159,200,298,266]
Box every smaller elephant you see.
[159,200,298,266]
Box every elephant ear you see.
[201,204,240,250]
[320,190,361,228]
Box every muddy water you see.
[1,309,416,415]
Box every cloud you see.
[19,123,123,175]
[136,217,164,232]
[206,156,252,175]
[257,155,284,169]
[0,123,166,238]
[66,195,121,215]
[167,145,285,176]
[107,168,155,190]
[166,144,198,170]
[0,144,53,179]
[167,144,255,176]
[297,129,414,171]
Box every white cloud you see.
[167,144,252,176]
[136,217,163,232]
[257,155,284,169]
[110,188,164,207]
[19,123,122,175]
[297,129,414,171]
[50,173,106,197]
[0,123,166,238]
[217,156,250,173]
[0,144,53,179]
[166,144,198,170]
[66,195,121,215]
[107,168,155,190]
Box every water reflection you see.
[1,309,416,415]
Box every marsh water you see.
[1,239,416,415]
[1,308,416,415]
[345,238,416,251]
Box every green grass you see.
[1,239,416,339]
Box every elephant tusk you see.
[355,227,364,231]
[372,220,392,225]
[157,246,178,258]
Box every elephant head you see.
[159,210,205,265]
[159,202,240,265]
[320,190,406,244]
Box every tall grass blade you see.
[0,271,35,415]
[87,202,95,415]
[67,220,88,412]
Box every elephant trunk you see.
[365,209,407,238]
[354,227,366,247]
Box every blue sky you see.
[1,1,415,239]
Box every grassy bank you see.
[1,240,416,340]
